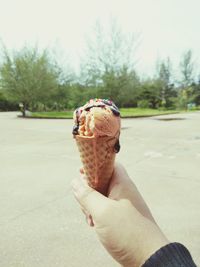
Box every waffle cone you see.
[75,135,117,194]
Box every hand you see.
[72,163,169,267]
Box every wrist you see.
[122,234,169,267]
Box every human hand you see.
[72,163,169,267]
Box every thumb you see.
[72,176,110,220]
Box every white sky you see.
[0,0,200,77]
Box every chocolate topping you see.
[114,139,120,153]
[102,99,112,106]
[112,103,119,110]
[84,99,120,117]
[102,99,120,117]
[72,124,79,135]
[110,106,120,116]
[84,103,105,111]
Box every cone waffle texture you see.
[75,135,117,193]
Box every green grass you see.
[31,111,73,118]
[30,108,180,119]
[120,108,179,117]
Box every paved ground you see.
[0,111,200,267]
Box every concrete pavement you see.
[0,111,200,266]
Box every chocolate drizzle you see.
[101,100,120,117]
[110,106,120,116]
[84,103,105,111]
[72,108,80,135]
[102,99,112,106]
[84,99,120,117]
[114,139,120,153]
[72,124,79,135]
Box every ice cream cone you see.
[75,135,118,194]
[73,99,121,194]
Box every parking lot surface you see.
[0,111,200,266]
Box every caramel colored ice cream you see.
[73,99,120,138]
[72,99,121,193]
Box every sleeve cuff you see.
[142,242,197,267]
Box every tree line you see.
[0,22,200,115]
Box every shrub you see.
[137,100,150,108]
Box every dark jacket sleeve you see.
[142,242,197,267]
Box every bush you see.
[137,100,150,108]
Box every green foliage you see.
[139,79,162,109]
[191,82,200,105]
[99,67,139,107]
[137,100,150,108]
[179,50,194,88]
[0,46,60,115]
[156,58,177,108]
[175,87,196,109]
[0,90,18,111]
[67,84,96,109]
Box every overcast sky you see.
[0,0,199,77]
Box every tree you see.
[100,66,140,107]
[80,19,140,106]
[175,50,196,108]
[179,50,194,88]
[0,46,60,116]
[139,79,162,109]
[156,58,176,107]
[193,76,200,105]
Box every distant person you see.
[72,163,197,267]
